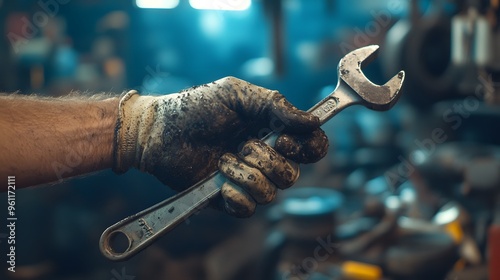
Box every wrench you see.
[100,45,405,261]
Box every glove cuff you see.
[113,90,156,173]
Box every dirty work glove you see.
[113,76,328,217]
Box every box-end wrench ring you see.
[100,45,405,261]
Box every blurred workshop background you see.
[1,0,500,279]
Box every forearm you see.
[0,94,119,190]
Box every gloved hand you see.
[113,77,328,217]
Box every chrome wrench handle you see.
[100,171,225,261]
[100,45,405,261]
[100,86,359,261]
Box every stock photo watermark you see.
[385,74,495,187]
[7,0,71,53]
[110,267,135,280]
[138,64,171,93]
[6,176,16,273]
[51,130,96,183]
[339,0,403,55]
[282,234,339,280]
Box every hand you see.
[113,77,328,217]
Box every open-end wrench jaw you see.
[99,45,406,261]
[338,45,405,111]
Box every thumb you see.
[268,91,320,133]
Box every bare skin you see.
[0,94,119,190]
[0,77,329,217]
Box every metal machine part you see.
[259,187,343,280]
[384,231,458,279]
[451,7,491,67]
[99,45,406,261]
[382,0,455,106]
[451,5,492,95]
[279,187,343,239]
[263,0,284,76]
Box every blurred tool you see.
[263,0,284,76]
[383,0,454,106]
[266,184,462,280]
[99,45,406,261]
[384,231,457,279]
[259,187,343,280]
[451,0,492,94]
[383,0,500,106]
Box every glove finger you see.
[219,153,277,204]
[275,128,329,164]
[238,139,300,189]
[269,92,320,133]
[221,181,256,218]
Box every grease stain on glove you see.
[113,77,329,217]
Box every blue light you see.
[189,0,251,11]
[136,0,179,9]
[200,12,224,36]
[282,188,343,216]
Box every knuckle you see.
[246,170,267,190]
[219,76,241,88]
[221,182,234,199]
[218,153,234,169]
[307,130,329,161]
[277,164,300,189]
[271,90,283,99]
[242,139,261,152]
[219,155,243,182]
[221,184,255,218]
[270,91,286,106]
[238,167,275,204]
[259,187,276,204]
